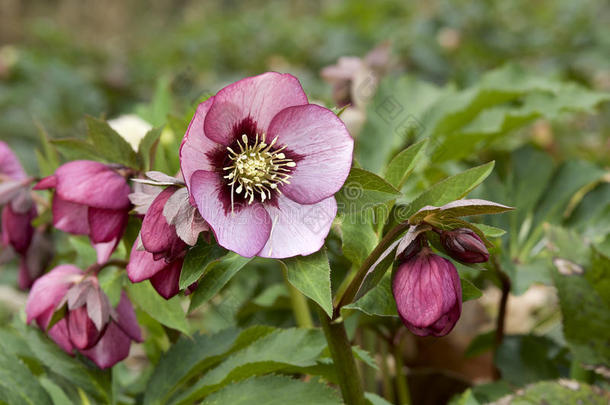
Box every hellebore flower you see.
[1,195,36,255]
[440,228,489,263]
[127,184,207,299]
[180,72,353,258]
[26,265,142,369]
[34,161,131,263]
[392,249,462,337]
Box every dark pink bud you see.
[1,203,36,255]
[392,249,462,337]
[440,228,489,263]
[140,186,188,262]
[67,306,105,350]
[34,161,131,263]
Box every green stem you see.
[334,221,410,317]
[492,255,511,380]
[284,277,313,328]
[317,307,366,405]
[361,329,377,393]
[393,334,411,405]
[379,339,395,403]
[570,359,593,383]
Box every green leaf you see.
[34,122,59,176]
[340,213,378,267]
[354,237,402,302]
[408,199,513,225]
[587,248,610,307]
[464,331,495,358]
[404,162,495,218]
[39,377,73,405]
[385,139,428,189]
[503,380,609,405]
[171,328,327,404]
[344,274,397,317]
[495,334,566,387]
[470,223,506,238]
[85,116,139,168]
[16,323,110,402]
[448,389,481,405]
[0,350,53,405]
[200,375,342,405]
[135,76,172,127]
[188,253,252,312]
[552,261,610,366]
[460,278,482,302]
[179,244,227,289]
[335,168,401,215]
[50,138,102,162]
[138,127,164,170]
[127,281,190,335]
[144,326,275,405]
[365,392,394,405]
[280,249,333,318]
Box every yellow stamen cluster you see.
[224,134,295,209]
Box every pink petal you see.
[67,306,104,350]
[126,237,168,282]
[0,141,26,180]
[81,322,131,369]
[88,207,128,243]
[54,161,131,210]
[113,292,142,342]
[26,265,83,324]
[1,204,35,255]
[46,318,74,354]
[140,186,186,260]
[268,104,353,204]
[203,73,308,145]
[179,98,220,187]
[190,170,271,258]
[33,175,57,190]
[52,196,90,235]
[94,239,119,264]
[150,259,183,299]
[259,195,337,259]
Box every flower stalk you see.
[317,307,366,405]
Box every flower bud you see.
[26,266,142,369]
[1,203,36,255]
[34,161,131,263]
[440,228,489,263]
[392,249,462,337]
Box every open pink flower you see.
[26,265,142,369]
[392,248,462,337]
[34,161,131,263]
[180,72,353,258]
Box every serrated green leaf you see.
[335,168,401,215]
[144,326,275,405]
[85,116,139,168]
[587,248,610,307]
[405,162,495,218]
[188,253,252,312]
[172,328,327,404]
[200,375,342,405]
[128,281,190,335]
[340,212,378,267]
[280,248,333,318]
[409,199,513,225]
[179,244,227,290]
[50,138,101,162]
[344,274,397,317]
[385,139,428,189]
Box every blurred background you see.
[1,1,609,404]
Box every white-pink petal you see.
[268,104,353,204]
[190,170,271,258]
[259,195,337,259]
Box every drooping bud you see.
[26,266,142,369]
[392,248,462,337]
[440,228,489,263]
[34,160,131,263]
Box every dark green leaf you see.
[280,248,333,318]
[200,375,342,405]
[50,138,102,162]
[344,274,397,317]
[127,281,190,334]
[385,139,428,189]
[335,168,401,215]
[188,253,252,312]
[86,116,139,167]
[461,278,482,302]
[179,243,227,290]
[0,350,53,405]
